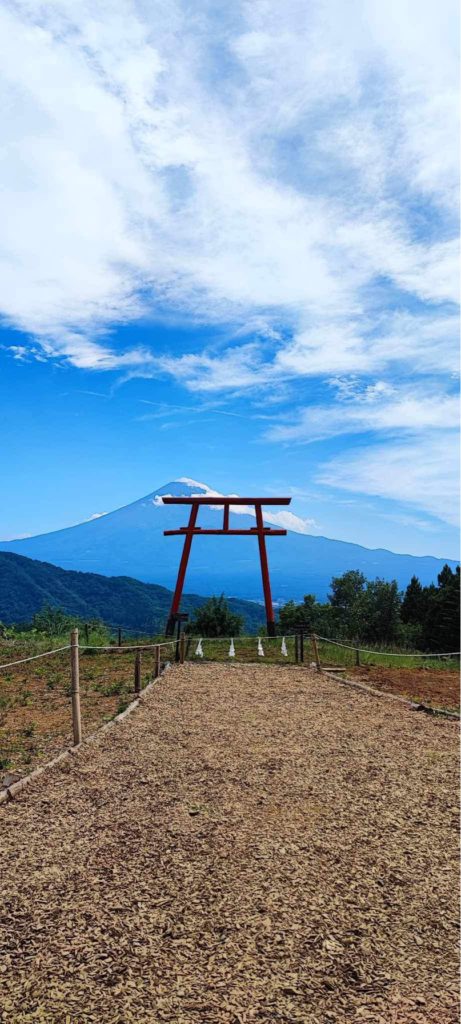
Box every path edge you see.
[0,664,172,806]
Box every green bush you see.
[188,595,244,638]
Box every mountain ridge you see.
[0,478,457,603]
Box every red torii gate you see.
[162,495,291,637]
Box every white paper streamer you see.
[281,636,288,657]
[257,637,265,657]
[229,638,235,658]
[195,638,203,658]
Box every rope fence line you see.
[0,638,180,672]
[1,633,458,673]
[80,640,178,652]
[0,646,71,671]
[0,629,176,755]
[315,636,460,658]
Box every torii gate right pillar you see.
[255,502,276,635]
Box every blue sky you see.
[0,0,459,559]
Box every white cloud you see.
[86,512,108,521]
[317,434,460,526]
[274,311,459,380]
[152,308,459,390]
[0,0,457,371]
[153,343,269,392]
[267,385,459,443]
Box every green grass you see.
[184,634,459,671]
[1,628,458,672]
[316,640,459,671]
[96,680,128,697]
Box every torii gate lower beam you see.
[162,496,291,637]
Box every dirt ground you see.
[347,665,460,712]
[0,663,459,1024]
[0,646,164,775]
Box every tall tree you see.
[425,565,460,652]
[401,576,426,624]
[362,579,401,644]
[188,595,243,637]
[328,570,367,638]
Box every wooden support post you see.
[355,647,360,667]
[179,633,186,665]
[300,632,304,664]
[154,645,160,679]
[134,651,142,695]
[84,623,89,645]
[70,629,82,745]
[311,633,321,672]
[294,634,299,664]
[118,627,122,647]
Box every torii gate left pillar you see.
[162,496,292,637]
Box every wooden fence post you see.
[355,647,360,667]
[118,628,122,647]
[300,632,304,664]
[294,634,299,664]
[134,651,142,695]
[311,633,321,672]
[179,633,186,665]
[70,628,82,745]
[154,645,160,679]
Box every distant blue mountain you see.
[0,478,457,603]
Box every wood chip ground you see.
[0,663,459,1024]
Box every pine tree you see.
[401,576,425,624]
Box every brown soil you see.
[347,665,460,712]
[0,646,164,775]
[0,662,458,1024]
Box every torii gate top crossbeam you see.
[161,496,291,505]
[162,495,292,636]
[162,496,291,536]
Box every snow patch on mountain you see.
[176,477,214,492]
[157,479,318,535]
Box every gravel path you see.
[0,663,458,1024]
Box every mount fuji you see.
[0,478,456,604]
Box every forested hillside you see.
[0,551,265,633]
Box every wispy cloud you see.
[266,384,459,443]
[317,434,460,526]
